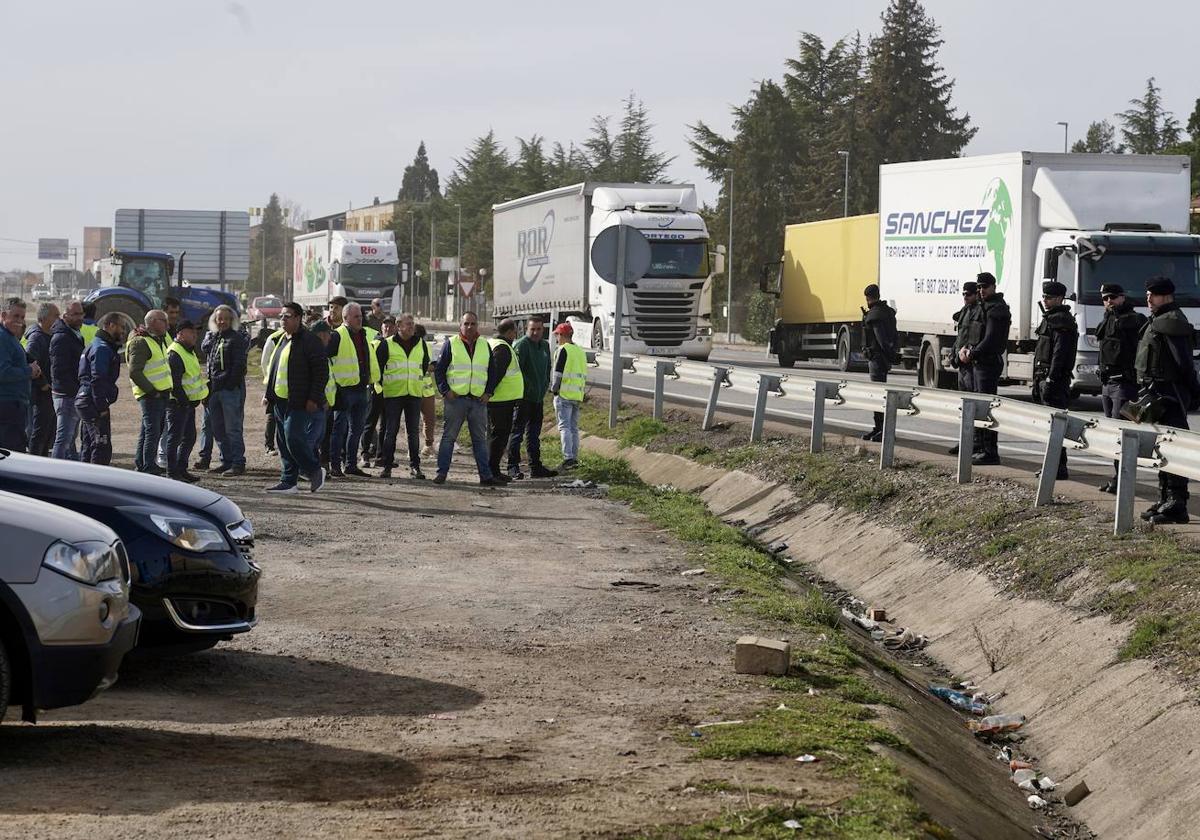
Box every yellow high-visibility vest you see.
[331,325,380,387]
[379,339,427,398]
[557,343,587,402]
[488,338,524,402]
[130,335,172,399]
[446,335,490,397]
[167,341,209,402]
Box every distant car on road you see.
[31,286,53,301]
[246,295,284,347]
[0,450,259,654]
[0,491,140,723]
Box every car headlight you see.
[149,514,228,552]
[43,540,121,585]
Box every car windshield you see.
[644,241,710,279]
[119,258,170,304]
[254,297,282,308]
[1080,251,1200,306]
[341,263,396,287]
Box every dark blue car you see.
[0,449,259,653]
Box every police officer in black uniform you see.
[961,272,1010,465]
[1095,282,1146,493]
[948,280,983,455]
[1135,276,1200,524]
[1032,280,1079,480]
[860,284,898,442]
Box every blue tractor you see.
[86,249,240,335]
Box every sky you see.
[1,0,1197,271]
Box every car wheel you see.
[0,637,11,724]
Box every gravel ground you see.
[0,386,841,838]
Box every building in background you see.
[83,226,112,266]
[345,198,397,232]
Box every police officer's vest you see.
[1136,306,1195,384]
[379,338,427,398]
[488,338,524,402]
[446,335,490,397]
[129,334,172,399]
[331,325,380,387]
[557,343,587,402]
[955,304,984,349]
[81,323,98,345]
[1097,305,1146,380]
[261,328,286,385]
[167,340,209,403]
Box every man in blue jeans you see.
[49,299,85,460]
[328,302,378,478]
[0,298,38,451]
[127,309,172,473]
[264,302,328,494]
[432,311,504,486]
[202,304,249,475]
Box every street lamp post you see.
[408,210,415,314]
[837,150,850,218]
[724,168,733,343]
[455,203,462,322]
[1057,121,1069,153]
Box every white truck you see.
[43,263,76,298]
[492,182,717,359]
[767,152,1200,396]
[291,230,399,311]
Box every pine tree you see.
[583,115,617,180]
[1118,78,1182,154]
[1071,120,1122,153]
[444,131,513,277]
[398,142,442,202]
[249,192,287,296]
[584,96,674,182]
[859,0,976,207]
[511,135,550,196]
[547,142,589,186]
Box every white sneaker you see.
[265,482,299,494]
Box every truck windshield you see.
[341,263,397,286]
[119,258,170,304]
[1079,251,1200,307]
[645,242,710,279]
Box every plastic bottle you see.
[968,713,1026,734]
[929,686,989,715]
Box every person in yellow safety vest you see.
[127,309,173,473]
[326,302,380,478]
[263,302,330,494]
[374,313,430,480]
[414,323,438,455]
[551,321,587,470]
[361,319,386,465]
[260,326,286,455]
[486,318,524,480]
[431,311,505,486]
[164,320,208,483]
[80,300,98,346]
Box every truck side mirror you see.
[760,258,784,297]
[711,244,726,276]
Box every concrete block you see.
[735,635,791,676]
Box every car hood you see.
[0,450,242,525]
[0,488,120,547]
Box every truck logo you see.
[518,210,554,294]
[980,177,1013,284]
[359,246,378,255]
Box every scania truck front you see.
[493,183,716,360]
[292,230,400,310]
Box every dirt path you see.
[0,386,853,838]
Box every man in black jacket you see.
[263,302,329,494]
[1135,277,1200,524]
[961,272,1010,465]
[75,313,125,465]
[1095,283,1147,493]
[202,305,249,475]
[949,281,983,455]
[860,284,898,442]
[49,299,85,460]
[1032,281,1079,480]
[23,302,57,456]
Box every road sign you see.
[590,225,651,286]
[459,280,476,297]
[38,238,69,260]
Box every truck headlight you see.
[149,515,228,552]
[1083,335,1099,349]
[43,540,121,585]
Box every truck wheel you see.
[93,297,145,348]
[0,636,10,724]
[778,347,796,369]
[920,343,957,390]
[836,330,852,372]
[591,320,604,351]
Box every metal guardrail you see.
[587,350,1193,535]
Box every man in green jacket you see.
[506,317,557,479]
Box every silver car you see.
[0,490,140,723]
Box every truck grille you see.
[627,289,699,346]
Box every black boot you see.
[1142,479,1172,521]
[1150,497,1190,525]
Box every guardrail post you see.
[879,390,906,469]
[957,398,979,484]
[701,366,729,431]
[1034,414,1069,506]
[1114,429,1142,534]
[653,360,675,421]
[750,374,782,443]
[810,381,836,453]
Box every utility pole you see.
[408,210,415,314]
[1057,121,1069,152]
[455,203,462,323]
[837,150,850,218]
[725,168,733,343]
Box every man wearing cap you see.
[164,320,206,483]
[551,322,587,470]
[1095,283,1147,493]
[1135,277,1200,524]
[1031,281,1078,480]
[949,281,983,456]
[432,311,503,486]
[860,284,898,442]
[960,272,1010,465]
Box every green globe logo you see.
[980,178,1013,284]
